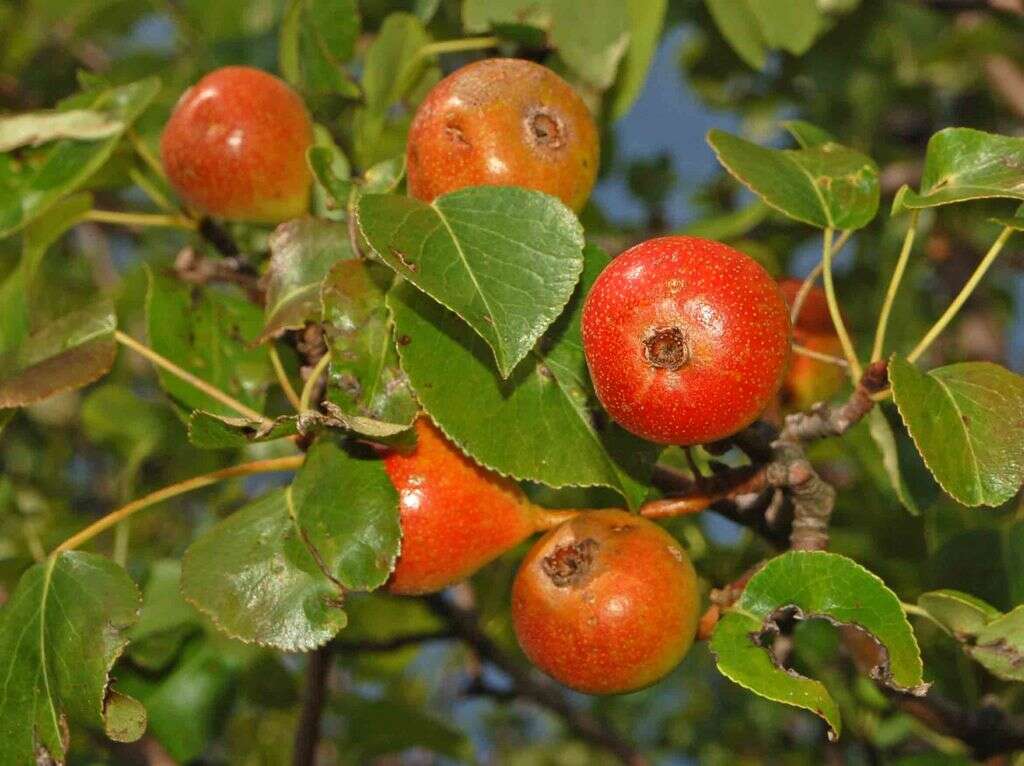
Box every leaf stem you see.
[789,229,852,325]
[86,209,196,230]
[872,211,919,362]
[907,226,1015,364]
[792,343,849,368]
[418,36,500,58]
[270,345,303,412]
[821,227,863,380]
[51,455,305,555]
[115,330,268,424]
[299,351,332,412]
[128,168,178,214]
[127,128,168,183]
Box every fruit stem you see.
[907,225,1014,364]
[789,229,852,325]
[86,209,197,230]
[871,211,919,362]
[418,36,501,59]
[270,345,303,412]
[640,467,767,520]
[792,343,848,368]
[51,455,304,555]
[821,227,863,380]
[115,330,269,424]
[299,351,332,412]
[128,168,178,214]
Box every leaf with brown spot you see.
[0,298,116,408]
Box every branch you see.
[292,644,333,766]
[173,247,264,303]
[425,595,647,766]
[893,691,1024,759]
[332,630,453,653]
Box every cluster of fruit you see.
[160,59,834,694]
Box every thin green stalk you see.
[115,330,269,424]
[908,226,1015,364]
[299,352,332,412]
[52,456,305,555]
[789,229,852,325]
[86,209,196,230]
[821,227,863,380]
[418,36,500,58]
[792,343,848,368]
[270,345,303,412]
[871,211,919,362]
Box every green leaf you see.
[0,192,92,361]
[279,0,361,97]
[550,0,630,89]
[308,143,352,208]
[894,129,1024,213]
[461,0,552,33]
[0,552,146,763]
[783,120,836,148]
[705,0,767,70]
[865,407,920,516]
[917,589,1001,639]
[711,551,926,740]
[0,298,117,408]
[127,560,200,672]
[678,200,769,240]
[354,13,438,167]
[970,606,1024,682]
[0,109,124,152]
[322,260,418,431]
[707,128,880,230]
[0,77,160,238]
[290,440,401,591]
[181,489,348,651]
[609,0,667,119]
[334,694,473,761]
[188,411,300,450]
[127,637,250,762]
[889,358,1024,507]
[146,272,273,418]
[747,0,825,56]
[359,186,585,377]
[260,218,355,343]
[388,244,658,509]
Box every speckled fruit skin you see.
[581,236,792,446]
[778,278,845,411]
[511,509,699,695]
[160,66,313,223]
[383,417,541,595]
[405,58,599,212]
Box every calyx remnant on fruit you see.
[643,326,690,370]
[542,538,599,587]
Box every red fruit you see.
[581,236,792,445]
[778,278,846,410]
[384,417,542,595]
[406,58,599,212]
[161,66,313,223]
[512,509,700,694]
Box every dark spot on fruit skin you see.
[397,335,411,346]
[526,107,565,150]
[542,538,599,587]
[445,122,470,148]
[643,326,690,370]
